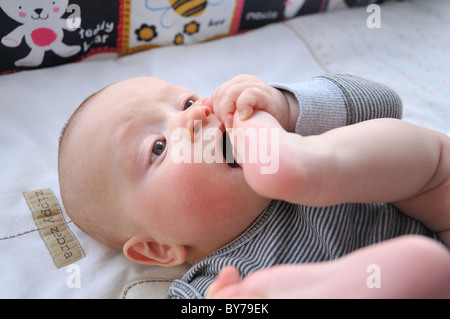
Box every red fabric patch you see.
[31,28,57,47]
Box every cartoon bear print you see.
[0,0,81,67]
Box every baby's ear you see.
[123,237,187,267]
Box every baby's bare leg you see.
[207,236,450,299]
[232,112,450,244]
[393,129,450,246]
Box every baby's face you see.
[71,77,269,255]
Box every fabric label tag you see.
[23,188,85,269]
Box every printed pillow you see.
[0,0,383,75]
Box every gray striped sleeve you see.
[319,74,403,124]
[271,74,403,136]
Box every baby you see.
[58,74,450,299]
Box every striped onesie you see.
[168,74,438,299]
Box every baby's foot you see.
[229,111,317,203]
[207,236,450,299]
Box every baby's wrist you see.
[280,90,300,133]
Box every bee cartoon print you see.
[0,0,81,67]
[146,0,217,29]
[139,0,224,45]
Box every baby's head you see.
[58,77,270,266]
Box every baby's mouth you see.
[221,131,240,168]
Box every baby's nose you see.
[188,103,211,120]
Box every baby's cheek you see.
[169,164,222,219]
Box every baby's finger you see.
[235,87,272,121]
[210,101,234,128]
[211,90,237,128]
[211,75,269,127]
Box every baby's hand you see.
[205,264,330,299]
[210,74,292,129]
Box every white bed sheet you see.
[0,0,448,298]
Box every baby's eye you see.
[183,99,195,110]
[151,139,166,162]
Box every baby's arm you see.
[272,74,403,136]
[210,73,403,136]
[210,74,402,136]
